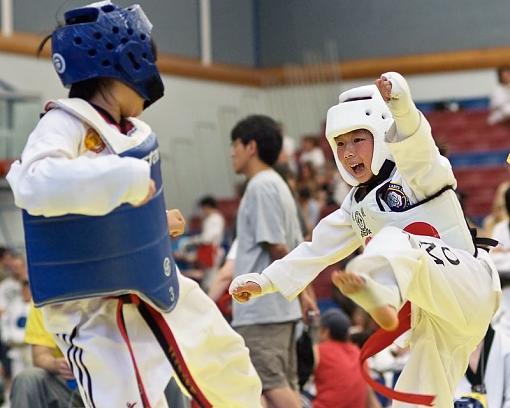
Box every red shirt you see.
[314,340,368,408]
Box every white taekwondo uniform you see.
[257,75,501,407]
[7,99,262,408]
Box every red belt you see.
[359,301,435,406]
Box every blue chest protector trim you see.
[23,131,179,313]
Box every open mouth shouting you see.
[350,162,365,175]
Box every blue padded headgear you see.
[51,1,164,107]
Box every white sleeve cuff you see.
[228,272,277,298]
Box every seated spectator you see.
[316,185,340,220]
[0,247,16,282]
[482,181,510,238]
[298,187,321,238]
[276,125,298,175]
[196,196,226,249]
[454,325,510,408]
[490,186,510,336]
[174,196,226,289]
[299,136,326,171]
[313,309,381,408]
[321,161,351,206]
[0,254,27,315]
[10,304,84,408]
[488,65,510,125]
[0,254,29,391]
[1,278,31,380]
[298,161,320,194]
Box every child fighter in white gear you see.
[230,72,501,407]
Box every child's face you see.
[111,81,145,118]
[335,129,374,184]
[501,69,510,85]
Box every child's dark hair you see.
[199,196,218,208]
[320,309,351,341]
[231,115,283,166]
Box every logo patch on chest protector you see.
[84,128,106,153]
[385,183,409,210]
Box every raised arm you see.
[376,72,456,199]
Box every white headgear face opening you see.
[325,85,395,186]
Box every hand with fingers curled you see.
[228,272,276,303]
[375,76,393,102]
[166,209,186,238]
[375,72,414,117]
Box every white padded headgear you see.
[326,85,394,186]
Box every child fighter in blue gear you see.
[8,2,261,407]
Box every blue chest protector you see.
[22,114,179,313]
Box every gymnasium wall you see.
[0,49,502,249]
[2,0,257,66]
[6,1,510,69]
[257,0,510,66]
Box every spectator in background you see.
[298,161,320,195]
[488,65,510,125]
[174,196,226,289]
[276,123,298,175]
[229,114,318,408]
[196,196,226,249]
[299,136,326,171]
[297,187,321,238]
[0,254,28,314]
[483,181,510,238]
[0,254,28,391]
[321,161,351,206]
[313,309,381,408]
[194,195,226,290]
[490,186,510,336]
[10,304,84,408]
[0,248,16,282]
[1,278,31,380]
[454,325,510,408]
[315,185,340,220]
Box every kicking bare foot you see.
[332,270,399,331]
[331,269,366,294]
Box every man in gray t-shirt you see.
[233,169,302,327]
[229,115,314,408]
